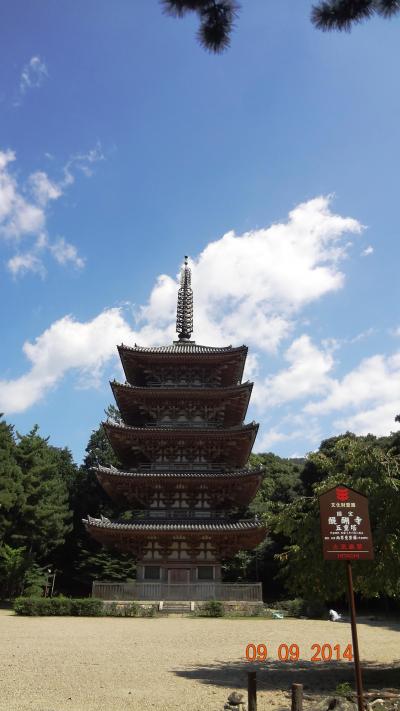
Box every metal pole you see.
[51,572,56,597]
[345,561,364,711]
[291,684,303,711]
[247,671,257,711]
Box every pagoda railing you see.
[144,422,224,429]
[145,382,222,389]
[137,463,223,471]
[92,581,262,602]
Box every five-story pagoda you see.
[84,257,266,599]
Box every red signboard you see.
[319,485,374,561]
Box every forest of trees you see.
[1,409,399,604]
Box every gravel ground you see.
[1,610,399,711]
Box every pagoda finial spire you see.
[176,255,193,342]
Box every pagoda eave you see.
[110,380,253,428]
[83,516,267,557]
[103,421,259,469]
[94,465,264,508]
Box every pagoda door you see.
[168,568,190,584]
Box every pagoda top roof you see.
[94,464,263,479]
[118,342,247,356]
[83,515,263,532]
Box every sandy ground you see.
[0,610,399,711]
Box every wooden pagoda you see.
[84,257,266,599]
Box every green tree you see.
[0,544,26,598]
[223,452,304,595]
[0,416,24,544]
[13,426,72,558]
[23,562,49,597]
[270,434,400,601]
[57,410,135,594]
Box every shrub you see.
[70,598,103,616]
[13,596,103,616]
[104,601,139,617]
[269,598,327,619]
[303,599,326,619]
[250,605,267,617]
[272,598,305,617]
[14,597,42,616]
[104,601,118,616]
[198,600,225,617]
[13,596,158,617]
[126,602,139,617]
[335,682,353,697]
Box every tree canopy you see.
[161,1,400,53]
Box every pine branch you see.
[376,0,400,17]
[161,0,208,18]
[197,1,240,53]
[311,0,400,29]
[311,0,375,30]
[161,0,240,53]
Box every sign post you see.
[319,485,374,711]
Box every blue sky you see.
[1,0,399,463]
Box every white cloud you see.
[0,309,136,413]
[7,252,46,278]
[63,142,105,185]
[0,146,103,276]
[15,56,48,105]
[303,352,400,436]
[361,245,374,256]
[140,196,363,353]
[0,196,366,416]
[335,402,399,437]
[0,150,44,239]
[29,171,62,206]
[49,237,85,269]
[252,335,334,408]
[256,414,322,452]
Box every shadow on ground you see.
[355,618,400,634]
[173,659,400,694]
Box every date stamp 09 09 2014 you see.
[245,643,354,663]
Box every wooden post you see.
[247,671,257,711]
[291,684,303,711]
[346,561,364,711]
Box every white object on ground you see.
[329,609,341,621]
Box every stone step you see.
[159,601,192,614]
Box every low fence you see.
[92,581,262,602]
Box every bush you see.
[198,600,225,617]
[303,599,326,619]
[14,597,43,616]
[335,682,353,697]
[13,596,103,616]
[269,598,327,619]
[271,598,305,617]
[104,601,139,617]
[70,598,103,616]
[13,596,156,617]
